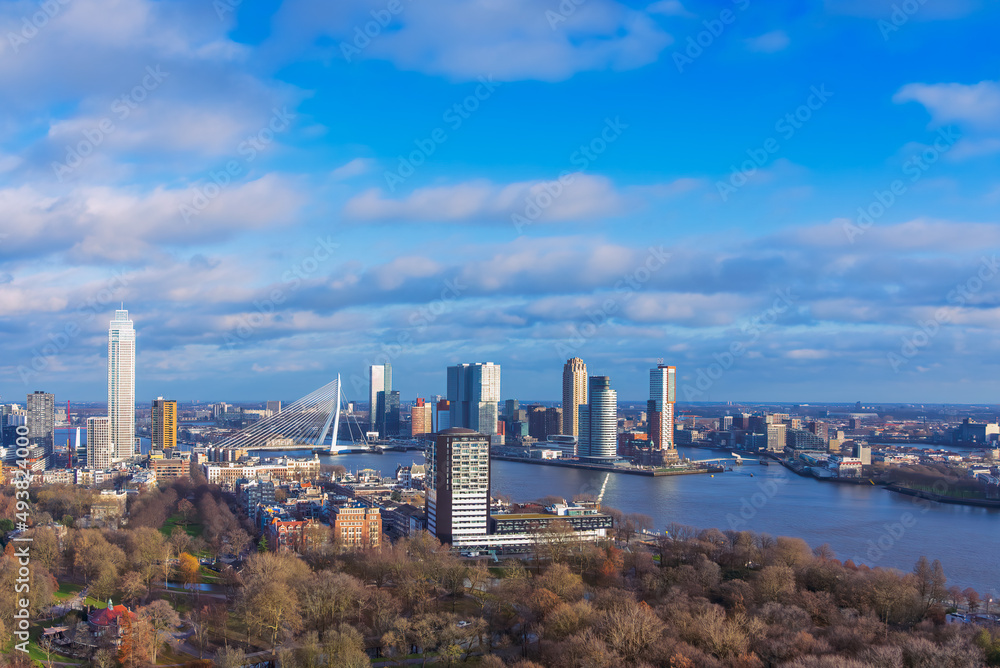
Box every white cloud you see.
[342,174,628,223]
[270,0,672,82]
[330,158,374,180]
[745,30,790,53]
[895,80,1000,129]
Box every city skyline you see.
[2,2,1000,404]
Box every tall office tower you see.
[108,309,136,461]
[562,357,588,437]
[266,400,282,414]
[578,376,617,463]
[368,364,391,431]
[427,428,491,546]
[648,364,678,462]
[719,415,733,431]
[26,391,55,458]
[435,399,450,433]
[503,399,519,419]
[151,397,177,450]
[411,398,433,437]
[446,363,500,436]
[385,390,400,437]
[527,405,563,440]
[87,417,113,470]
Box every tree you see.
[225,526,251,557]
[322,624,370,667]
[214,646,247,668]
[138,599,181,664]
[177,498,196,526]
[965,587,980,612]
[179,552,201,591]
[119,570,147,605]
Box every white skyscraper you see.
[649,364,678,463]
[108,309,136,461]
[578,376,617,462]
[87,416,112,470]
[368,363,391,432]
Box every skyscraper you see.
[368,363,391,432]
[446,363,500,436]
[562,357,587,437]
[578,376,617,462]
[151,397,177,450]
[87,416,112,470]
[26,391,54,461]
[648,364,678,463]
[411,398,433,437]
[108,309,136,461]
[427,428,491,546]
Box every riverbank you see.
[885,484,1000,508]
[490,454,723,477]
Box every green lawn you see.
[160,513,205,538]
[54,582,83,601]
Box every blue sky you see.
[1,0,1000,404]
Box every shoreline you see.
[490,454,722,476]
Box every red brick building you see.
[332,503,381,547]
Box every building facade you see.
[368,363,391,432]
[447,363,500,436]
[108,309,136,461]
[332,503,382,547]
[562,357,588,438]
[151,397,177,450]
[26,391,54,463]
[648,364,678,463]
[86,416,113,470]
[427,428,491,546]
[578,376,617,463]
[411,398,433,437]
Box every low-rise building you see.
[332,503,382,547]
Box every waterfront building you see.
[427,428,491,546]
[648,364,678,463]
[766,423,787,453]
[26,391,54,463]
[151,397,177,450]
[368,363,391,432]
[87,416,113,470]
[447,362,501,436]
[562,357,588,437]
[718,415,733,431]
[107,309,136,461]
[527,405,563,440]
[578,376,617,463]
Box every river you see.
[323,448,999,596]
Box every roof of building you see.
[89,603,136,627]
[440,427,479,434]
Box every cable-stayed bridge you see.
[216,376,355,453]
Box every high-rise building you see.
[26,391,55,460]
[648,365,678,462]
[151,398,177,450]
[808,421,828,441]
[411,399,433,437]
[562,358,588,437]
[385,390,400,437]
[719,415,733,431]
[108,309,136,461]
[503,399,519,419]
[435,399,450,433]
[766,423,787,453]
[527,405,563,440]
[266,400,282,414]
[446,363,500,436]
[427,428,491,546]
[578,376,617,463]
[87,416,113,470]
[368,363,391,432]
